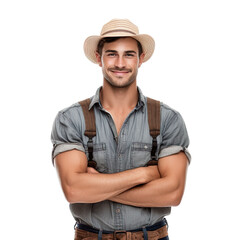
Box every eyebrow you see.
[125,50,137,54]
[105,50,117,53]
[105,50,137,54]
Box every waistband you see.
[75,218,168,234]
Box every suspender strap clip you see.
[151,137,158,161]
[87,138,94,162]
[86,137,97,168]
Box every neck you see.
[100,80,138,111]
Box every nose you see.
[114,55,126,69]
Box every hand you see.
[87,167,100,174]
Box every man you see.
[51,19,190,240]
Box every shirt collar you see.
[89,86,146,111]
[89,87,102,110]
[136,87,146,111]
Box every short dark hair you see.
[97,37,143,57]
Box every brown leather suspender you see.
[79,97,161,168]
[146,97,161,166]
[79,98,97,168]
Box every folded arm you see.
[109,151,189,207]
[54,150,160,204]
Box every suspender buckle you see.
[87,138,97,169]
[87,138,93,151]
[87,138,93,159]
[151,137,158,160]
[87,138,93,147]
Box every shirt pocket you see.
[130,142,152,168]
[86,143,108,173]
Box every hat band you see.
[102,29,137,36]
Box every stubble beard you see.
[103,68,138,89]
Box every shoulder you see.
[145,95,184,131]
[54,102,85,128]
[58,102,82,116]
[145,96,183,127]
[160,102,186,132]
[160,102,180,120]
[145,96,179,119]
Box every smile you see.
[111,71,129,78]
[110,69,131,75]
[112,71,129,73]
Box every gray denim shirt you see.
[51,87,190,231]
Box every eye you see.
[107,53,117,57]
[125,52,136,58]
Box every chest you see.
[82,108,160,173]
[109,110,131,135]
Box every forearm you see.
[65,167,154,204]
[56,150,161,205]
[110,177,183,207]
[110,152,189,207]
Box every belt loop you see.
[164,218,169,230]
[74,222,78,230]
[142,227,148,240]
[98,230,102,240]
[126,232,131,240]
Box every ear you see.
[138,53,145,68]
[95,51,102,67]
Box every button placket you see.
[114,204,123,230]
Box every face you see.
[96,37,145,88]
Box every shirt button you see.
[116,208,121,213]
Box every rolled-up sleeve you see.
[159,110,191,162]
[51,110,85,163]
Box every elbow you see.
[166,178,185,206]
[62,182,84,204]
[170,188,184,206]
[63,184,100,204]
[63,185,77,203]
[66,194,76,204]
[60,176,87,203]
[171,193,182,206]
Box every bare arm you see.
[54,150,160,204]
[110,152,189,207]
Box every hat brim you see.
[84,33,155,63]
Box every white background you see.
[0,0,240,239]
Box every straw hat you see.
[84,19,155,63]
